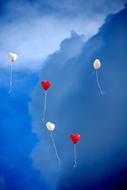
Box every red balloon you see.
[70,134,80,144]
[41,81,51,91]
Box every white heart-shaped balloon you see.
[8,52,18,62]
[93,59,101,70]
[46,122,55,131]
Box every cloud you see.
[29,6,127,189]
[0,0,126,70]
[29,32,84,189]
[45,0,126,16]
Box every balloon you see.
[8,52,18,62]
[70,134,80,144]
[93,59,101,70]
[8,52,18,94]
[46,122,60,166]
[41,81,51,91]
[41,81,52,122]
[46,122,55,131]
[93,59,105,95]
[70,134,80,168]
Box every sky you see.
[0,0,127,190]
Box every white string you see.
[73,143,77,168]
[42,91,47,122]
[96,71,104,95]
[9,62,13,94]
[50,131,61,166]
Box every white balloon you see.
[46,122,55,131]
[93,59,101,70]
[8,52,18,62]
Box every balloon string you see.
[96,71,104,95]
[42,91,47,122]
[73,143,77,168]
[9,62,13,94]
[50,132,61,166]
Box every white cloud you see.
[0,0,126,70]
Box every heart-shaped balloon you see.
[46,122,55,131]
[70,134,80,144]
[41,81,51,91]
[8,52,18,62]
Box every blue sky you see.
[0,0,127,190]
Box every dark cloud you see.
[30,6,127,190]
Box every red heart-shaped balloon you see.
[41,81,51,91]
[70,134,80,144]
